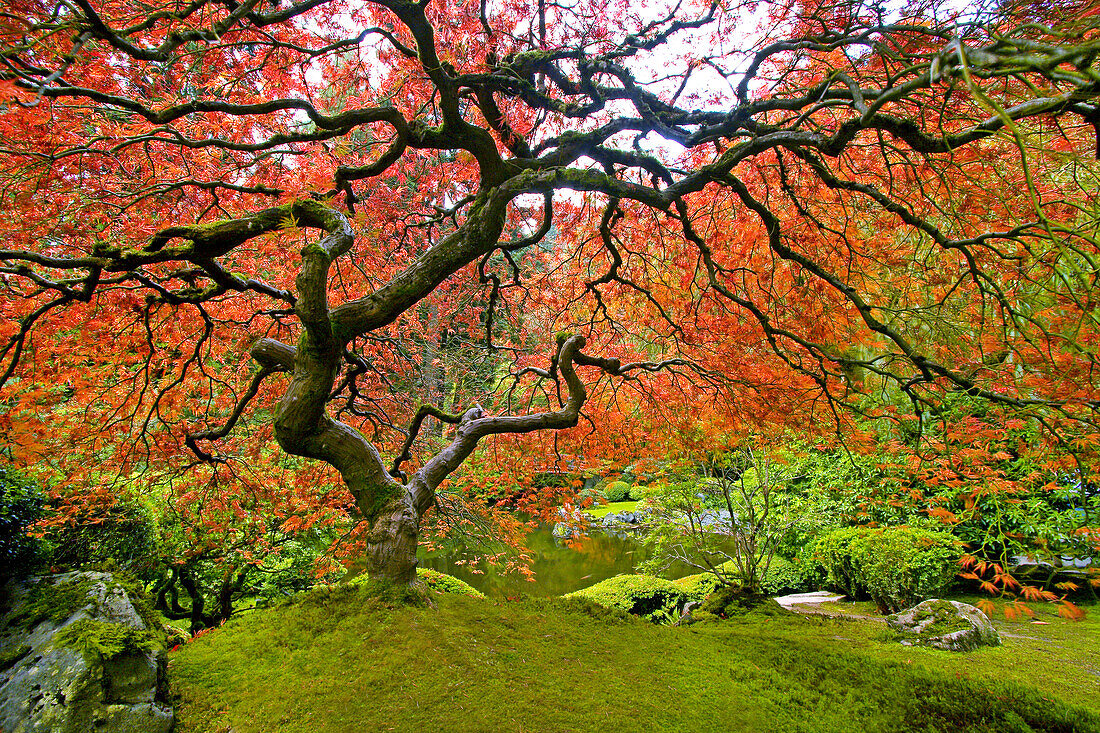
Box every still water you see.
[418,525,699,597]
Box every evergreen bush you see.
[814,526,961,613]
[578,487,603,504]
[603,481,631,502]
[0,464,46,580]
[47,498,160,578]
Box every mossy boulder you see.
[886,599,1001,652]
[700,584,794,620]
[0,571,172,733]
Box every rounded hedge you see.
[604,481,631,502]
[346,568,485,598]
[416,568,485,598]
[813,526,961,613]
[671,572,722,603]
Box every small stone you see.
[679,600,701,626]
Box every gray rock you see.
[0,572,173,733]
[886,599,1001,652]
[552,522,577,539]
[679,600,701,626]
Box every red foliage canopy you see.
[2,0,1099,580]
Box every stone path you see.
[774,593,1049,636]
[773,590,846,609]
[773,591,884,621]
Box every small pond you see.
[418,524,702,597]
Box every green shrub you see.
[673,558,811,597]
[578,487,604,505]
[671,572,722,603]
[47,498,159,578]
[565,574,688,623]
[758,556,813,596]
[813,527,867,598]
[814,526,961,613]
[603,481,631,502]
[0,464,47,581]
[627,484,649,501]
[416,568,485,598]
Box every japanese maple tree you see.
[2,0,1100,585]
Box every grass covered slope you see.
[169,585,1100,733]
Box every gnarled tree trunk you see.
[236,201,635,585]
[363,496,421,585]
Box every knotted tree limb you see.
[185,364,281,462]
[407,334,626,513]
[389,405,468,481]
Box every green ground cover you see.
[582,500,641,519]
[169,584,1099,733]
[803,594,1100,715]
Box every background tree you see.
[642,444,795,593]
[2,0,1100,584]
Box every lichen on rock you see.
[886,599,1001,652]
[0,571,173,733]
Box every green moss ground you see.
[807,594,1100,715]
[169,587,1100,733]
[583,500,641,519]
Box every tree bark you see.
[362,495,421,585]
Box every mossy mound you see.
[565,574,688,623]
[523,595,636,624]
[169,592,1100,733]
[700,584,796,620]
[415,568,485,598]
[324,577,432,610]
